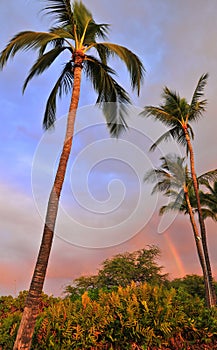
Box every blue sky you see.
[1,0,217,296]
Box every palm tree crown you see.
[0,0,145,136]
[141,73,208,151]
[144,154,217,218]
[144,154,189,214]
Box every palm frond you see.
[159,199,185,215]
[161,155,186,182]
[84,23,109,45]
[93,43,145,95]
[199,179,217,216]
[198,169,217,184]
[144,154,186,185]
[198,179,212,191]
[201,208,217,221]
[142,106,180,128]
[144,168,170,183]
[0,31,61,68]
[102,100,129,137]
[160,187,186,214]
[189,99,207,122]
[154,177,185,194]
[144,167,182,195]
[73,1,92,31]
[162,87,187,120]
[92,43,110,65]
[151,180,172,194]
[38,26,73,56]
[84,55,116,80]
[43,61,73,129]
[165,188,181,198]
[73,2,109,44]
[23,46,69,92]
[84,55,131,137]
[160,153,185,168]
[200,180,217,195]
[159,204,173,215]
[49,26,74,40]
[39,39,65,56]
[189,73,208,121]
[149,126,184,151]
[42,0,73,27]
[200,193,217,207]
[187,123,194,139]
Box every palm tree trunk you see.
[184,189,213,307]
[13,54,84,350]
[184,128,216,307]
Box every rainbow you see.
[164,233,186,277]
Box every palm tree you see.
[0,1,145,349]
[144,154,217,306]
[141,74,216,307]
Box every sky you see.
[0,0,217,297]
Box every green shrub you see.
[0,283,217,349]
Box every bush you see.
[0,284,217,349]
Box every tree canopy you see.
[65,245,167,299]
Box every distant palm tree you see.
[0,1,145,349]
[141,74,216,307]
[144,154,217,306]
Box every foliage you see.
[64,246,167,300]
[170,274,217,301]
[199,180,217,221]
[1,282,217,349]
[0,291,58,320]
[0,313,21,349]
[170,274,207,300]
[0,292,59,349]
[97,246,167,287]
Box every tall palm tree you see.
[144,154,217,306]
[141,74,216,306]
[0,1,145,349]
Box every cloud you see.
[1,179,216,297]
[0,182,43,294]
